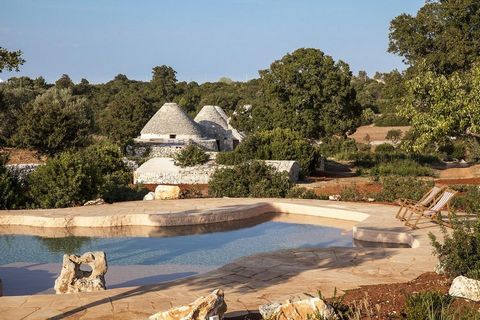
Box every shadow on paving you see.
[47,246,395,319]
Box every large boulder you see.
[149,289,227,320]
[449,276,480,301]
[155,185,181,200]
[259,298,338,320]
[54,251,108,294]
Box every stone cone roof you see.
[141,103,204,137]
[194,105,229,129]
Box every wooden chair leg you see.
[395,205,406,219]
[405,210,423,229]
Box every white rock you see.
[155,185,181,200]
[259,297,338,320]
[329,195,341,201]
[143,192,155,201]
[149,289,227,320]
[83,198,106,206]
[54,251,108,294]
[449,276,480,301]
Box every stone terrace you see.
[0,199,444,319]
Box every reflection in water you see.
[37,236,92,254]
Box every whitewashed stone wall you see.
[134,158,300,185]
[6,163,41,182]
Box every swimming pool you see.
[0,214,353,295]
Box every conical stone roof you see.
[194,105,229,129]
[141,103,204,137]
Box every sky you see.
[0,0,425,84]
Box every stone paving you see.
[0,199,443,319]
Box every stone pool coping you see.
[0,199,442,319]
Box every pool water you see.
[0,219,353,267]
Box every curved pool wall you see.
[0,215,354,295]
[0,200,417,248]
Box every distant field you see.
[349,125,411,144]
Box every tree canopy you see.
[389,0,480,74]
[0,47,25,72]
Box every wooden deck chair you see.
[395,185,445,221]
[404,189,457,229]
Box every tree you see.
[0,47,25,72]
[389,0,480,74]
[14,88,92,154]
[151,65,177,101]
[55,74,74,89]
[0,155,22,209]
[98,90,156,145]
[385,129,402,144]
[247,48,360,139]
[399,64,480,151]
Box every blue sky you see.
[0,0,424,83]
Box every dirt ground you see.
[0,148,45,164]
[349,125,411,144]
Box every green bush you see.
[0,155,24,209]
[286,187,321,199]
[375,143,395,153]
[28,141,145,208]
[174,144,209,167]
[385,129,402,144]
[377,176,434,202]
[451,185,480,214]
[430,217,480,280]
[208,161,293,198]
[405,292,451,320]
[317,137,357,158]
[373,113,410,126]
[369,160,435,178]
[216,128,320,175]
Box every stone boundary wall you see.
[5,163,41,182]
[128,140,218,158]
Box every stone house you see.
[133,103,243,156]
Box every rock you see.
[149,289,227,320]
[259,298,338,320]
[143,191,155,201]
[83,198,106,206]
[434,262,445,275]
[259,302,281,319]
[449,276,480,301]
[154,185,181,200]
[328,195,341,201]
[54,251,108,294]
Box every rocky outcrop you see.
[155,185,181,200]
[83,198,106,206]
[54,251,108,294]
[259,298,338,320]
[449,276,480,301]
[149,289,227,320]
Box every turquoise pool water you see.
[0,218,353,267]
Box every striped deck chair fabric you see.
[404,189,457,229]
[395,186,444,220]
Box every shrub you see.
[377,176,434,202]
[430,217,480,279]
[0,155,23,209]
[385,129,402,144]
[174,144,209,167]
[373,113,410,126]
[375,143,395,153]
[405,291,451,320]
[286,187,320,199]
[28,141,145,208]
[216,128,320,175]
[318,137,357,158]
[208,161,293,198]
[451,185,480,214]
[369,160,435,178]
